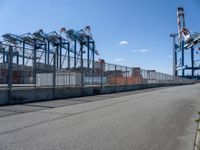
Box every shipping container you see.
[109,76,143,85]
[84,76,107,85]
[36,72,81,87]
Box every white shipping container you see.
[56,73,81,86]
[147,79,158,83]
[84,76,107,85]
[36,72,81,86]
[36,73,53,86]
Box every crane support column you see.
[170,33,178,76]
[67,43,70,69]
[80,43,84,94]
[8,46,13,103]
[59,40,62,68]
[74,41,77,69]
[191,47,194,78]
[33,41,37,88]
[47,41,50,65]
[87,36,90,69]
[22,42,25,65]
[92,42,95,84]
[3,48,6,63]
[181,41,185,76]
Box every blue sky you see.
[0,0,199,74]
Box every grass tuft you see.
[195,119,200,123]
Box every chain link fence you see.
[0,46,194,92]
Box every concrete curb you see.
[194,117,200,150]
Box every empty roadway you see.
[0,84,199,150]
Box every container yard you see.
[0,7,199,105]
[0,25,195,105]
[0,2,200,150]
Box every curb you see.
[194,116,200,150]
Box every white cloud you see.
[119,40,128,45]
[132,49,149,53]
[114,58,125,61]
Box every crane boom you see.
[177,7,200,49]
[60,27,99,55]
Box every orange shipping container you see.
[109,76,143,85]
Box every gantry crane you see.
[0,26,100,71]
[60,26,99,70]
[170,7,200,79]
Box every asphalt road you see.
[0,84,200,150]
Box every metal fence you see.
[0,46,193,92]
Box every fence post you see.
[132,68,134,85]
[126,67,128,89]
[33,42,37,88]
[68,43,71,87]
[8,46,13,103]
[80,43,84,95]
[100,62,103,89]
[114,65,117,91]
[92,59,94,86]
[53,53,56,98]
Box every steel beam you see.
[67,43,70,69]
[191,47,194,77]
[33,41,37,88]
[74,41,77,69]
[8,46,13,103]
[181,41,185,76]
